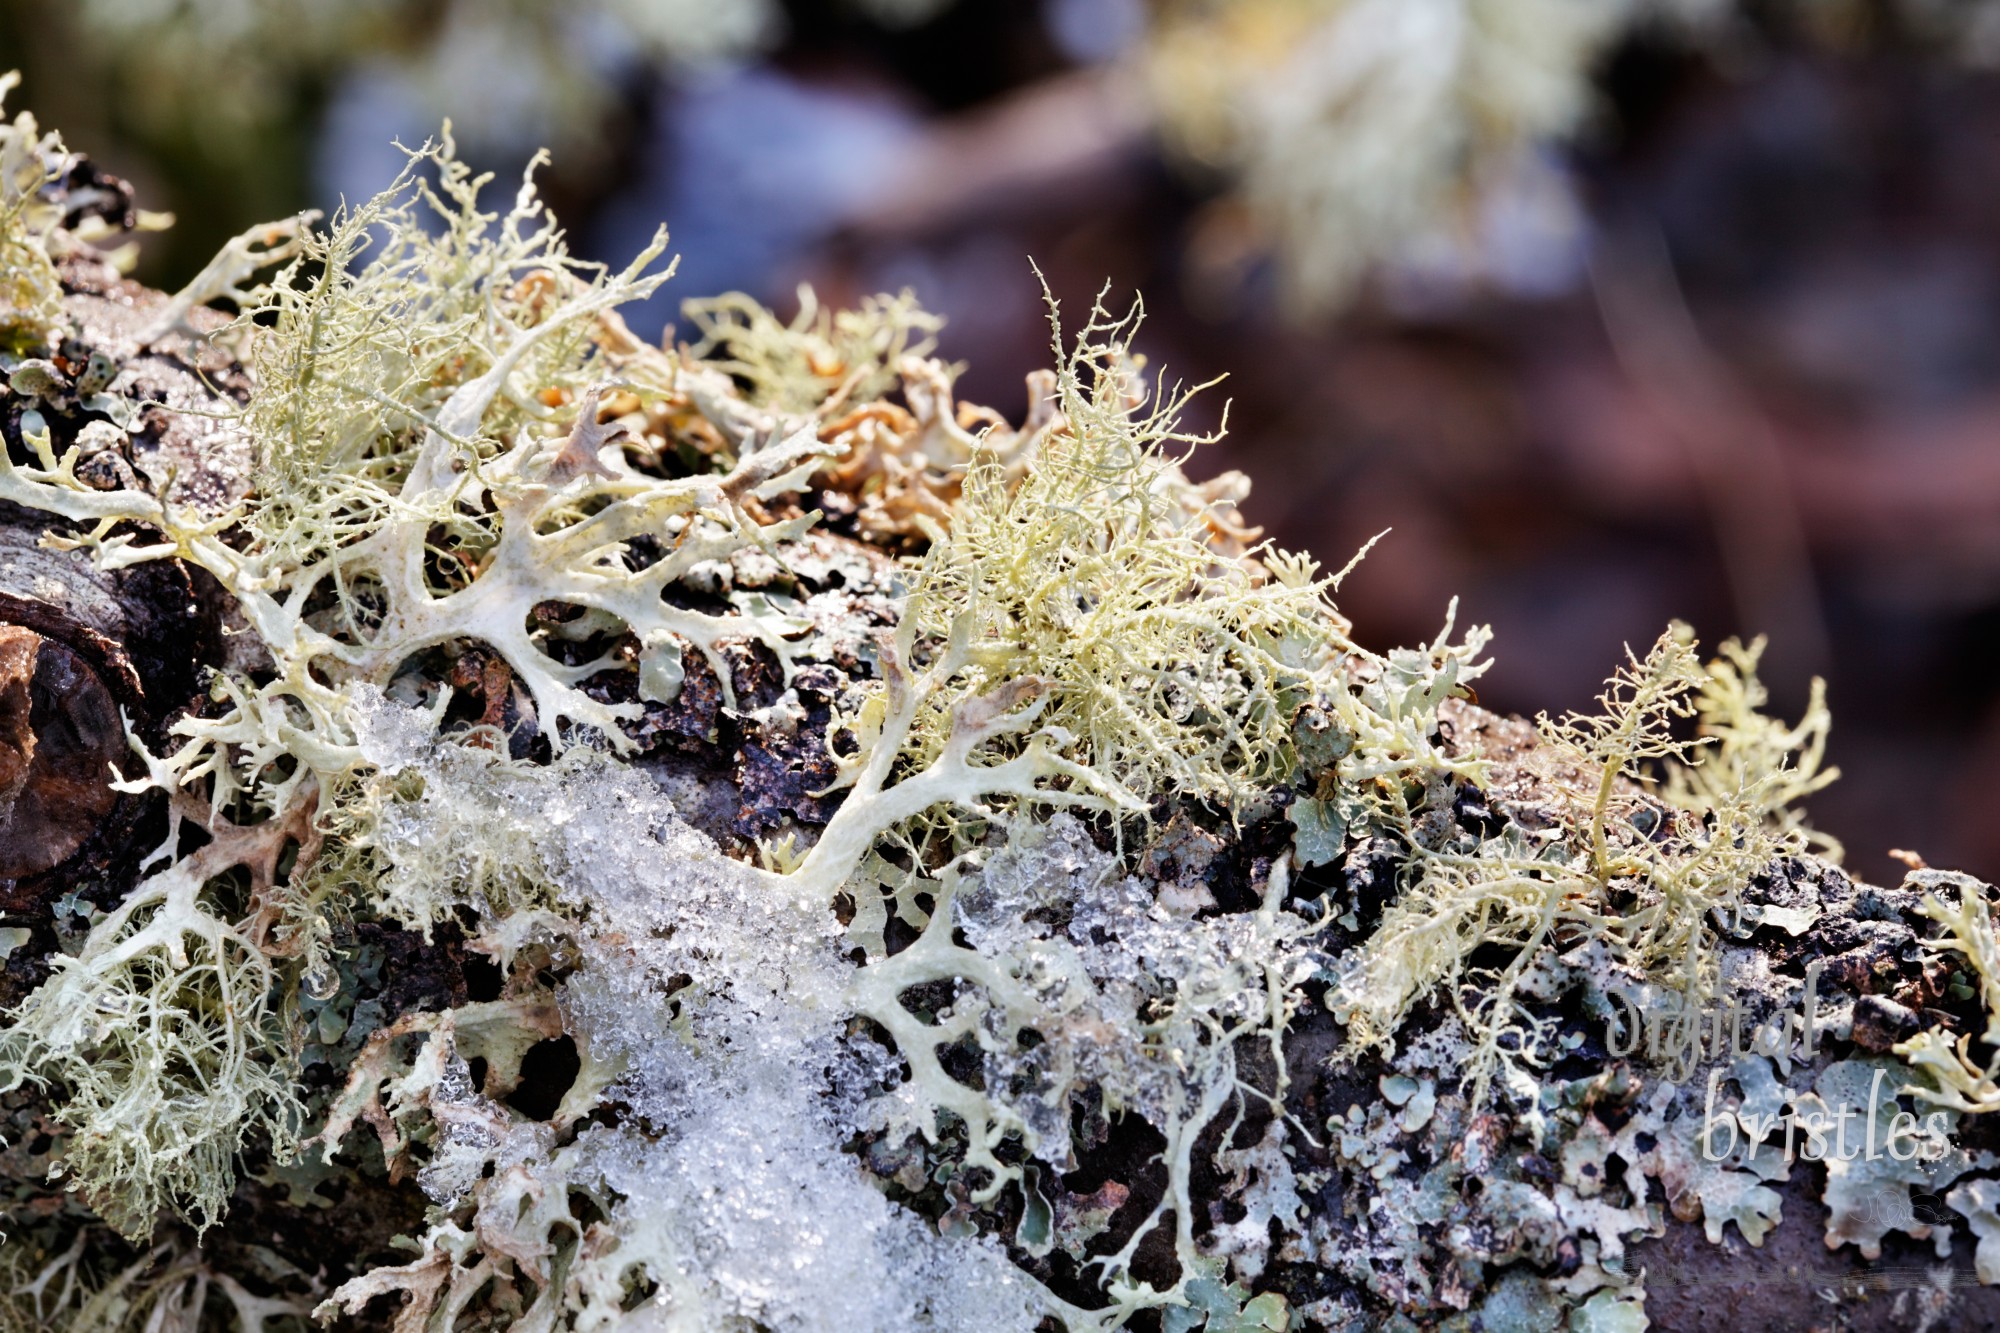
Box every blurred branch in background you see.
[842,66,1151,240]
[1592,224,1831,689]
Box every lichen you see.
[0,741,306,1238]
[6,85,2000,1333]
[1143,0,1626,314]
[0,73,67,353]
[1331,625,1834,1107]
[1895,873,2000,1115]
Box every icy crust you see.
[316,680,1344,1330]
[924,813,1314,1194]
[575,1123,1048,1333]
[318,691,1062,1330]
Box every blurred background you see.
[3,0,1997,885]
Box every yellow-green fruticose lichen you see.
[4,86,1999,1333]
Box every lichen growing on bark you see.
[6,83,2000,1333]
[0,74,77,353]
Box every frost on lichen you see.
[9,93,2000,1333]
